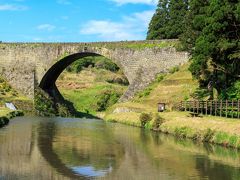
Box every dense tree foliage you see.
[183,0,240,98]
[148,0,240,99]
[147,0,188,39]
[66,56,119,73]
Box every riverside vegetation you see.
[0,77,25,127]
[104,64,240,149]
[1,57,240,149]
[51,58,240,149]
[56,56,129,116]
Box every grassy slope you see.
[105,63,198,123]
[56,68,128,115]
[104,64,240,148]
[0,107,11,117]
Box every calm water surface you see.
[0,117,240,180]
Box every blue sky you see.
[0,0,157,42]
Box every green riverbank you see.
[102,64,240,149]
[0,108,24,127]
[52,62,240,150]
[104,110,240,149]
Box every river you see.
[0,117,239,180]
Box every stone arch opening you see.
[40,52,102,94]
[38,52,129,115]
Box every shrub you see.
[137,87,153,98]
[191,88,210,100]
[174,126,191,139]
[229,135,239,148]
[106,76,129,86]
[66,56,120,73]
[169,66,180,74]
[56,103,72,117]
[203,128,215,142]
[213,132,230,146]
[152,113,164,130]
[95,89,121,111]
[0,116,9,127]
[67,58,95,73]
[156,74,165,82]
[95,59,119,72]
[139,112,152,128]
[34,88,57,116]
[225,81,240,100]
[7,110,24,119]
[0,77,4,83]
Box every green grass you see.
[124,40,180,50]
[103,63,240,149]
[57,68,127,115]
[0,107,11,117]
[61,84,127,115]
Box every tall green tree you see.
[182,0,240,96]
[147,0,169,39]
[147,0,188,39]
[167,0,189,38]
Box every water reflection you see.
[72,166,112,177]
[0,117,239,180]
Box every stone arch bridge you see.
[0,40,188,101]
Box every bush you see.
[191,88,211,100]
[203,128,215,142]
[139,112,152,128]
[156,74,165,82]
[169,66,180,74]
[95,89,121,111]
[66,56,120,73]
[152,113,164,130]
[106,76,129,86]
[137,87,153,98]
[174,126,191,139]
[0,116,9,127]
[56,103,72,117]
[95,59,119,72]
[7,110,24,119]
[0,77,4,83]
[66,58,95,73]
[34,88,58,116]
[225,81,240,100]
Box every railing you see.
[176,100,240,119]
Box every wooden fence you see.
[176,100,240,119]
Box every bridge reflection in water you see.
[0,117,240,180]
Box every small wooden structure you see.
[158,103,166,112]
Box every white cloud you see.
[0,4,28,11]
[37,24,56,31]
[80,10,155,41]
[57,0,71,5]
[123,10,155,27]
[110,0,158,5]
